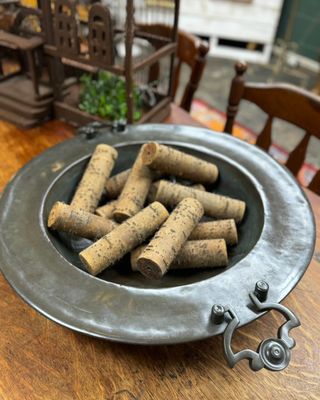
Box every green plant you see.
[79,71,141,121]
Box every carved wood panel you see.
[88,4,114,66]
[54,0,79,56]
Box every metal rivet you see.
[270,344,282,359]
[113,119,127,132]
[259,338,291,371]
[78,126,96,139]
[90,121,103,129]
[211,304,225,324]
[254,280,269,302]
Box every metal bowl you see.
[0,124,315,354]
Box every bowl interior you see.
[43,142,264,289]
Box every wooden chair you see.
[172,30,209,111]
[138,24,210,112]
[224,61,320,195]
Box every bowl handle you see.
[77,120,127,139]
[211,280,300,372]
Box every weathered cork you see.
[95,200,118,219]
[148,182,204,203]
[190,219,238,245]
[131,239,228,270]
[47,201,118,240]
[71,144,117,213]
[79,202,169,276]
[113,146,156,222]
[136,198,204,279]
[141,142,218,184]
[152,180,246,223]
[192,183,206,191]
[147,181,160,203]
[105,169,131,199]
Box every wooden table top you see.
[0,30,44,51]
[0,104,319,400]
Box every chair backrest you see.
[137,24,209,112]
[12,6,43,37]
[173,30,209,112]
[224,61,320,195]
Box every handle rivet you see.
[259,338,290,371]
[211,304,225,324]
[270,345,282,359]
[254,280,269,302]
[113,119,127,132]
[79,126,96,139]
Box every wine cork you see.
[131,239,228,270]
[113,146,155,222]
[147,181,160,203]
[192,183,206,191]
[136,198,204,279]
[190,219,238,245]
[47,201,118,240]
[71,144,117,213]
[152,180,246,223]
[105,169,131,199]
[95,200,118,219]
[141,142,218,184]
[80,202,169,275]
[148,182,204,203]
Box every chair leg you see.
[180,40,209,112]
[224,61,247,134]
[308,170,320,195]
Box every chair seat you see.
[0,30,43,50]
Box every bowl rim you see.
[0,124,316,344]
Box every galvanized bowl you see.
[0,124,315,367]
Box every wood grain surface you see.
[0,106,319,400]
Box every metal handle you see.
[212,281,300,372]
[77,120,127,139]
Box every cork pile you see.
[47,142,246,279]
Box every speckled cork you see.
[113,146,156,222]
[190,219,238,245]
[152,180,246,223]
[192,183,206,191]
[79,202,169,276]
[105,169,131,199]
[47,201,118,240]
[131,239,228,270]
[148,182,205,203]
[141,142,218,184]
[95,200,118,219]
[136,198,204,279]
[71,144,117,213]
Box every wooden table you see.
[0,105,319,400]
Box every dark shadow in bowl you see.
[43,143,264,289]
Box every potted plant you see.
[78,70,142,123]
